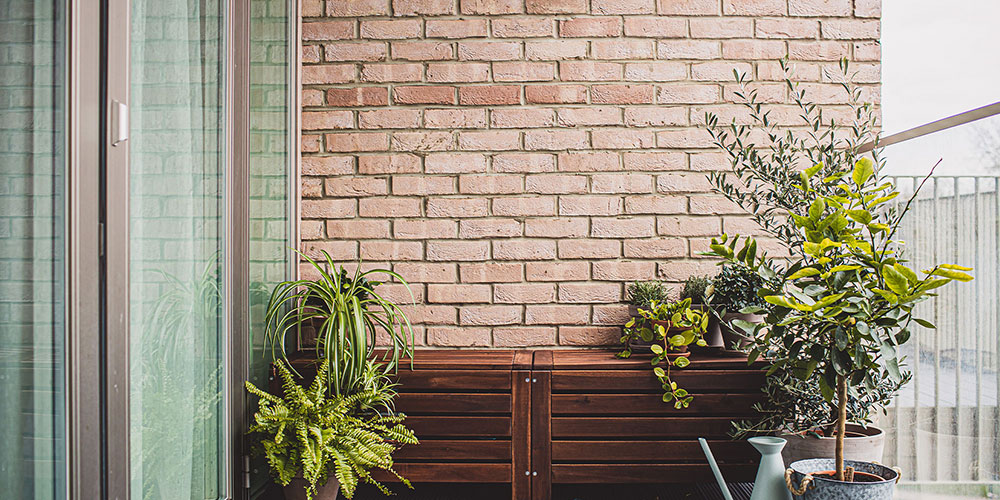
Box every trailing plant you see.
[263,249,415,397]
[245,358,418,499]
[626,280,671,307]
[679,275,711,305]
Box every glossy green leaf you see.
[852,157,874,186]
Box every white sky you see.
[881,0,1000,176]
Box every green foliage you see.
[626,280,671,307]
[679,275,711,305]
[263,249,415,397]
[709,263,770,311]
[245,359,418,500]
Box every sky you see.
[881,0,1000,176]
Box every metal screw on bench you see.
[525,377,530,382]
[532,378,536,383]
[524,471,530,476]
[532,472,537,476]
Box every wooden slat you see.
[551,393,760,416]
[531,370,552,500]
[373,463,512,483]
[551,463,758,484]
[406,416,510,437]
[395,349,516,370]
[551,370,764,392]
[512,371,531,499]
[547,349,762,370]
[551,440,756,463]
[393,440,510,461]
[396,393,511,414]
[391,370,512,391]
[513,351,533,370]
[552,417,739,439]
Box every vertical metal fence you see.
[884,176,1000,490]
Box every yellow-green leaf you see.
[883,265,910,295]
[929,268,974,282]
[940,264,973,271]
[853,157,875,186]
[893,263,918,284]
[788,267,821,280]
[805,162,823,179]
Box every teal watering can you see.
[699,437,792,500]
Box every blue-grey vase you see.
[749,436,793,500]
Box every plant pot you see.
[720,312,762,351]
[628,304,641,318]
[626,337,690,355]
[780,424,885,468]
[785,459,898,500]
[284,476,340,500]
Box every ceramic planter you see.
[284,477,340,500]
[785,459,898,500]
[720,311,762,351]
[780,424,885,467]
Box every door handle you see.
[111,99,128,146]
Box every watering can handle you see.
[698,438,734,500]
[784,468,813,495]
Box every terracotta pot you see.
[785,459,897,500]
[627,304,641,318]
[720,312,762,351]
[284,476,340,500]
[779,424,885,468]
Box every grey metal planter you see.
[785,459,898,500]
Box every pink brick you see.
[494,153,556,173]
[593,0,654,14]
[657,173,712,193]
[821,20,880,40]
[658,215,721,236]
[624,62,687,82]
[360,240,423,260]
[624,195,687,214]
[495,284,556,304]
[559,61,623,81]
[526,261,590,282]
[526,174,588,194]
[392,0,456,16]
[425,153,487,173]
[427,327,490,346]
[624,108,688,126]
[495,327,558,347]
[460,218,522,238]
[303,20,354,41]
[722,0,785,15]
[326,87,388,107]
[360,63,422,82]
[557,107,622,126]
[592,84,655,104]
[425,109,487,129]
[559,326,621,345]
[458,41,521,61]
[460,305,522,325]
[623,151,687,171]
[358,109,420,129]
[524,129,589,150]
[559,17,622,38]
[302,135,322,152]
[358,197,421,217]
[394,220,458,240]
[326,133,389,152]
[722,40,788,60]
[526,40,588,61]
[303,156,354,176]
[494,62,556,82]
[393,262,457,282]
[789,0,851,16]
[399,304,458,325]
[558,152,620,172]
[391,131,455,151]
[327,0,389,16]
[689,194,743,214]
[657,40,720,60]
[324,43,387,62]
[324,177,388,196]
[426,19,489,39]
[426,62,491,83]
[592,261,656,281]
[854,0,880,17]
[302,0,323,17]
[301,241,358,261]
[459,175,524,194]
[493,196,557,216]
[525,305,589,325]
[460,0,522,14]
[303,65,355,85]
[656,129,714,148]
[525,85,587,104]
[623,238,687,258]
[301,199,356,219]
[690,17,753,38]
[360,19,421,39]
[392,176,455,196]
[302,45,321,64]
[559,283,622,303]
[300,220,324,240]
[426,197,489,217]
[524,217,589,238]
[303,88,324,106]
[391,41,454,61]
[359,154,421,174]
[558,239,621,259]
[559,195,621,216]
[428,284,492,303]
[492,108,556,128]
[624,17,687,38]
[658,260,722,281]
[461,262,523,283]
[458,85,521,105]
[788,41,851,61]
[592,304,632,325]
[526,0,587,14]
[427,240,490,261]
[591,216,655,238]
[657,0,718,14]
[301,177,323,197]
[853,41,881,61]
[756,19,819,39]
[592,174,654,194]
[493,238,557,261]
[691,61,753,81]
[458,131,521,151]
[493,18,555,38]
[393,86,456,105]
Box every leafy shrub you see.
[679,275,711,304]
[626,280,670,307]
[709,264,767,311]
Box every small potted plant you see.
[646,299,710,409]
[707,263,770,350]
[625,280,671,318]
[245,358,418,500]
[619,298,703,357]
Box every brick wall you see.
[300,0,881,347]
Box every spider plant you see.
[264,249,415,397]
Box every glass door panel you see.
[128,0,227,498]
[0,0,68,498]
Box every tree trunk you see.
[835,375,848,481]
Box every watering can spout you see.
[699,437,735,500]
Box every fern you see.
[246,359,419,499]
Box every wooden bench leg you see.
[530,369,551,500]
[512,370,531,500]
